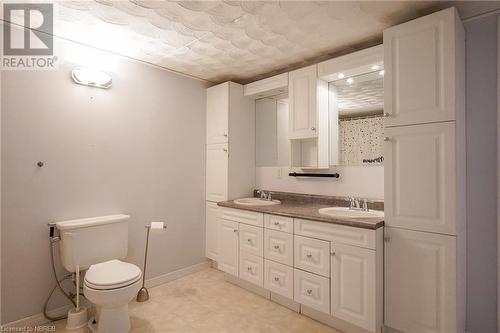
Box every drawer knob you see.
[273,245,280,250]
[331,252,336,256]
[223,133,228,137]
[233,229,238,233]
[274,277,280,281]
[247,267,252,272]
[306,289,313,295]
[311,127,316,131]
[306,254,313,258]
[273,222,281,226]
[247,238,252,243]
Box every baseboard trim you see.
[2,260,211,328]
[145,260,211,288]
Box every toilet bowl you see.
[84,259,142,333]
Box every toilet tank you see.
[55,214,130,272]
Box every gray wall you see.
[465,15,498,333]
[1,38,208,323]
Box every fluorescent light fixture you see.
[379,70,385,76]
[371,65,379,70]
[347,77,354,84]
[71,67,112,89]
[337,73,345,79]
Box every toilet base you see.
[88,305,131,333]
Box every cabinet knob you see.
[384,137,390,142]
[223,133,228,137]
[306,254,313,258]
[247,238,252,243]
[274,277,280,281]
[306,289,313,295]
[223,148,228,152]
[384,236,391,242]
[383,112,391,117]
[311,127,316,131]
[273,222,280,226]
[233,229,238,233]
[247,267,252,272]
[330,251,336,256]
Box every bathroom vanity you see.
[215,192,384,333]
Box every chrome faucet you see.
[349,197,369,211]
[256,190,273,201]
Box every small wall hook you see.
[37,161,44,167]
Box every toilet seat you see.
[84,259,142,290]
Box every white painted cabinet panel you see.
[205,201,219,261]
[206,143,228,202]
[294,235,330,277]
[264,229,294,266]
[294,269,330,314]
[289,65,318,139]
[239,223,263,257]
[384,7,461,126]
[331,243,376,332]
[264,259,294,299]
[264,214,293,234]
[384,122,456,235]
[384,227,456,333]
[239,251,264,287]
[221,208,264,227]
[218,219,239,277]
[206,82,229,144]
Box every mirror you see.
[329,70,384,166]
[255,95,290,167]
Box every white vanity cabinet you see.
[383,7,466,333]
[217,208,384,333]
[205,201,220,261]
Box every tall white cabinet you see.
[383,7,466,333]
[205,82,255,261]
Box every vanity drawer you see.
[264,259,294,299]
[264,214,293,233]
[239,224,263,257]
[294,269,330,314]
[239,252,263,287]
[294,218,376,249]
[221,208,264,227]
[294,235,330,277]
[264,229,294,266]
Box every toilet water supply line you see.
[44,224,78,321]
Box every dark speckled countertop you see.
[217,190,384,230]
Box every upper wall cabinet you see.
[289,65,327,140]
[383,7,463,127]
[207,82,229,144]
[244,73,288,99]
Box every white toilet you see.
[55,214,142,333]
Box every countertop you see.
[217,192,384,230]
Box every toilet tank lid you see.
[54,214,130,230]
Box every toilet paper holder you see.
[137,222,167,302]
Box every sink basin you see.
[233,198,281,206]
[318,207,384,219]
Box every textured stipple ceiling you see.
[49,1,442,83]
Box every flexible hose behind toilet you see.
[43,237,77,321]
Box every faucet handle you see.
[362,199,368,211]
[268,192,273,201]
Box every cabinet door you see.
[205,201,219,261]
[384,122,456,235]
[385,227,456,333]
[218,219,239,277]
[331,243,376,332]
[294,269,330,314]
[264,259,294,299]
[207,82,229,144]
[294,235,330,277]
[264,229,294,266]
[239,252,264,287]
[289,65,318,139]
[206,143,228,202]
[384,8,460,126]
[239,223,263,257]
